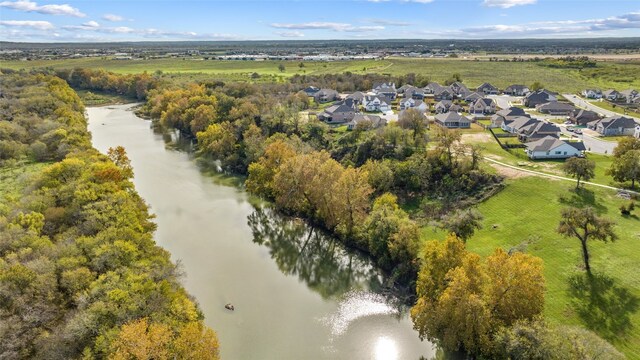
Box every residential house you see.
[303,86,320,97]
[346,114,386,130]
[433,87,454,101]
[314,89,340,103]
[396,84,415,96]
[581,89,602,99]
[535,101,575,116]
[518,121,561,142]
[450,104,465,113]
[363,95,392,112]
[424,82,444,95]
[504,84,530,96]
[434,100,454,114]
[491,107,528,128]
[464,92,483,103]
[477,82,499,95]
[399,98,429,112]
[620,89,639,103]
[448,82,470,97]
[635,124,640,139]
[373,82,397,100]
[525,136,586,160]
[406,87,425,100]
[346,91,366,106]
[588,116,637,136]
[317,103,356,124]
[603,89,623,102]
[502,116,539,133]
[469,98,497,115]
[569,109,601,126]
[524,89,557,108]
[435,112,471,129]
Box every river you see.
[87,104,435,360]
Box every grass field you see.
[455,177,640,359]
[3,57,640,93]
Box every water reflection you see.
[247,206,384,299]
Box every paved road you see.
[557,124,617,154]
[563,94,640,122]
[487,94,522,109]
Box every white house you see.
[635,124,640,139]
[581,89,602,99]
[363,95,391,112]
[399,98,429,112]
[525,136,586,160]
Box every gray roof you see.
[323,103,354,115]
[536,101,575,112]
[496,107,527,117]
[595,116,637,130]
[477,82,498,91]
[349,114,386,128]
[505,84,528,91]
[435,100,453,108]
[435,112,470,123]
[465,92,483,101]
[347,91,365,101]
[526,136,585,152]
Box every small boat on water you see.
[225,303,235,311]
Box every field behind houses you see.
[3,57,640,93]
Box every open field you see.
[421,176,640,358]
[3,57,640,93]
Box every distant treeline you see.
[0,74,219,359]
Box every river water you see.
[87,104,435,360]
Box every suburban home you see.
[363,95,392,112]
[477,82,499,95]
[603,89,623,102]
[524,89,557,108]
[469,98,497,115]
[570,109,601,126]
[518,121,561,142]
[373,82,397,100]
[346,114,386,130]
[525,136,586,160]
[346,91,366,106]
[535,101,576,116]
[502,116,539,133]
[581,89,602,99]
[406,87,425,100]
[317,103,356,124]
[635,124,640,139]
[314,89,340,103]
[620,89,639,103]
[588,116,637,136]
[448,82,470,97]
[434,100,454,113]
[399,98,429,112]
[504,84,530,96]
[435,112,471,129]
[303,86,320,97]
[433,87,454,101]
[424,82,444,95]
[450,104,465,113]
[464,92,483,103]
[397,84,415,96]
[490,107,528,128]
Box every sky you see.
[0,0,639,42]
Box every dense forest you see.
[0,74,219,359]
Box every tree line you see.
[0,73,219,359]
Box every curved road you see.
[563,94,640,122]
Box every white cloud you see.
[276,31,304,38]
[270,22,384,32]
[0,0,85,17]
[366,18,411,26]
[0,19,54,30]
[482,0,536,8]
[102,14,124,22]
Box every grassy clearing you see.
[3,57,640,92]
[76,90,137,106]
[460,177,640,359]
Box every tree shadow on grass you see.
[567,272,639,341]
[558,188,607,213]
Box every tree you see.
[557,207,617,273]
[246,140,296,198]
[107,146,134,179]
[109,318,172,360]
[298,62,305,69]
[612,136,640,158]
[530,81,544,91]
[440,208,484,241]
[398,108,428,142]
[607,149,640,189]
[278,63,286,72]
[562,157,595,189]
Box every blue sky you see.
[1,0,639,42]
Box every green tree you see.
[107,146,134,179]
[398,108,428,142]
[557,207,617,273]
[278,63,286,72]
[607,149,640,189]
[562,157,595,189]
[530,81,544,91]
[612,136,640,158]
[440,208,484,241]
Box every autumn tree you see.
[398,108,428,142]
[557,207,617,273]
[107,146,134,179]
[562,157,595,189]
[411,236,545,356]
[196,122,239,170]
[246,140,296,198]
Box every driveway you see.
[557,123,617,154]
[563,94,640,122]
[487,94,522,109]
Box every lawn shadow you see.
[567,272,640,341]
[558,188,607,213]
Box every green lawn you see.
[421,177,640,359]
[588,100,640,118]
[3,57,640,93]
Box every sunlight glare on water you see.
[322,290,397,337]
[374,336,399,360]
